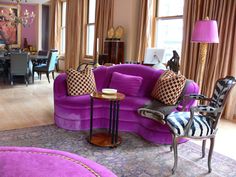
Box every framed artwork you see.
[0,4,21,48]
[144,48,165,64]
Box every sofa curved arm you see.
[54,73,68,99]
[177,80,199,111]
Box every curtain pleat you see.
[135,0,157,62]
[93,0,114,59]
[65,0,86,69]
[49,0,61,50]
[181,0,236,120]
[135,0,148,62]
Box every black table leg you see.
[109,101,113,134]
[89,97,94,141]
[112,101,117,145]
[115,101,120,143]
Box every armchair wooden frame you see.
[167,76,236,174]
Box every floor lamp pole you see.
[198,43,208,92]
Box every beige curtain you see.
[135,0,148,62]
[49,0,61,50]
[65,0,86,69]
[93,0,114,59]
[135,0,156,62]
[181,0,236,120]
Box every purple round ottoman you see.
[0,146,116,177]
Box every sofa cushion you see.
[66,68,96,96]
[120,96,151,111]
[151,70,186,105]
[109,72,143,96]
[55,94,105,109]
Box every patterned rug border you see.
[0,124,236,177]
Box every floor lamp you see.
[191,18,219,91]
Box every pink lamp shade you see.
[192,20,219,43]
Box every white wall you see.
[113,0,140,61]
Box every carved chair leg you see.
[10,74,13,85]
[208,138,215,173]
[32,70,34,83]
[46,72,50,83]
[24,74,28,87]
[172,134,178,174]
[202,139,206,158]
[52,71,55,80]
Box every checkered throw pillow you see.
[66,68,96,96]
[151,70,186,105]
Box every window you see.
[86,0,96,57]
[156,0,184,63]
[61,1,66,54]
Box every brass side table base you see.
[89,132,121,147]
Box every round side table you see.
[89,91,125,147]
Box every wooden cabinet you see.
[104,41,124,64]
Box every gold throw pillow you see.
[66,68,96,96]
[151,70,186,105]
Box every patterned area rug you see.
[0,125,235,177]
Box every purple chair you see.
[54,64,199,144]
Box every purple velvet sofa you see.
[54,64,199,144]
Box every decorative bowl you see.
[102,88,117,95]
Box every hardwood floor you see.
[0,75,54,131]
[1,75,236,161]
[192,119,236,160]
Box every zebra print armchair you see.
[166,76,236,174]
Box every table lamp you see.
[191,18,219,90]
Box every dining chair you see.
[166,76,236,174]
[38,50,49,56]
[36,50,49,65]
[32,51,58,83]
[50,49,59,71]
[0,59,5,82]
[10,52,30,86]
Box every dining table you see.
[0,52,49,84]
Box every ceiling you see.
[0,0,49,4]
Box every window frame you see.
[84,0,96,59]
[154,0,184,62]
[60,0,66,55]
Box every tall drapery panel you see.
[49,0,61,50]
[181,0,236,120]
[135,0,148,62]
[135,0,156,62]
[65,0,86,69]
[93,0,114,59]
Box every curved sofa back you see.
[54,64,199,104]
[94,64,164,97]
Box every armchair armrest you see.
[183,105,220,135]
[180,93,211,111]
[191,105,221,114]
[189,94,211,101]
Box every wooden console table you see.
[104,40,124,64]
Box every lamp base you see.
[94,54,100,68]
